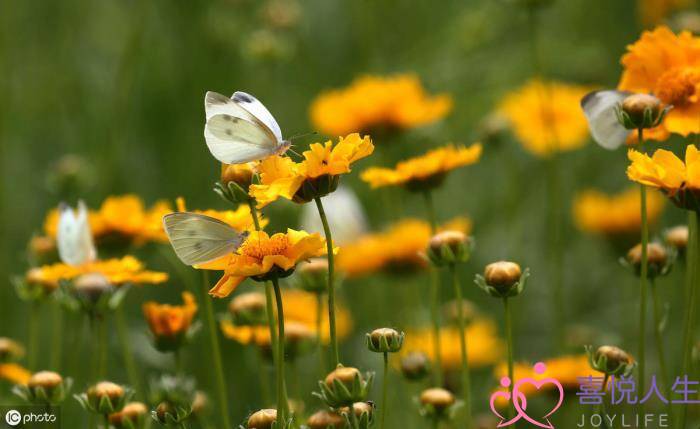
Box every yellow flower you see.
[619,26,700,139]
[207,229,329,298]
[401,319,503,370]
[309,74,452,136]
[337,217,471,278]
[361,144,482,191]
[639,0,695,26]
[498,79,590,157]
[250,133,374,207]
[220,289,353,345]
[26,256,168,291]
[573,187,665,235]
[494,355,601,395]
[0,363,31,385]
[173,197,267,232]
[143,292,198,338]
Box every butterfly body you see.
[57,201,97,266]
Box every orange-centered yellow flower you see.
[627,145,700,209]
[26,256,168,291]
[309,74,452,136]
[361,144,482,191]
[250,133,374,207]
[206,229,329,298]
[337,217,471,278]
[143,292,198,339]
[573,187,665,235]
[619,26,700,139]
[498,80,590,157]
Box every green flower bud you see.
[615,94,669,130]
[314,366,374,408]
[400,352,430,381]
[475,261,528,298]
[586,345,636,376]
[427,231,473,266]
[366,328,404,353]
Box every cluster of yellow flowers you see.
[573,187,665,236]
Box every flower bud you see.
[248,409,277,429]
[293,175,340,204]
[155,401,175,424]
[191,391,208,417]
[476,261,527,298]
[109,402,148,428]
[587,345,635,376]
[229,292,267,326]
[307,410,345,429]
[443,299,476,325]
[665,225,688,251]
[24,371,68,404]
[221,163,255,191]
[73,273,113,304]
[401,352,430,381]
[427,231,471,266]
[295,258,328,293]
[325,366,360,387]
[418,387,459,419]
[28,236,57,265]
[0,338,25,362]
[617,94,667,130]
[625,242,670,278]
[82,381,128,414]
[317,366,373,408]
[366,328,404,353]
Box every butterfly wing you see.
[232,91,283,143]
[57,201,97,266]
[581,90,632,150]
[163,212,248,266]
[204,113,278,163]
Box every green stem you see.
[247,200,262,231]
[316,291,326,374]
[503,297,514,423]
[49,301,63,371]
[680,210,699,428]
[272,277,290,422]
[650,280,668,389]
[546,155,564,351]
[422,190,443,386]
[381,352,388,429]
[258,348,271,406]
[201,270,231,429]
[314,196,339,367]
[638,128,648,410]
[97,316,107,379]
[598,374,611,429]
[27,301,40,370]
[450,264,472,428]
[115,305,141,397]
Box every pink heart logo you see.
[513,376,564,429]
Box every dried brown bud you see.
[595,345,633,372]
[248,409,277,429]
[484,261,522,290]
[420,388,455,410]
[626,243,668,267]
[307,410,345,429]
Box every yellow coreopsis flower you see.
[401,319,504,370]
[0,363,31,385]
[250,133,374,207]
[573,187,665,235]
[361,144,482,191]
[26,256,168,291]
[337,217,472,278]
[143,292,198,351]
[498,80,590,157]
[173,197,267,233]
[309,74,452,136]
[205,229,329,298]
[619,26,700,139]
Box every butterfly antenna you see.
[287,148,303,159]
[287,131,318,141]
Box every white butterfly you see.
[57,201,97,266]
[580,90,632,150]
[162,212,249,266]
[204,91,291,164]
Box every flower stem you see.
[650,279,668,390]
[381,351,388,429]
[271,277,290,422]
[314,196,339,367]
[27,301,40,370]
[49,301,63,371]
[200,270,231,429]
[97,315,107,379]
[316,291,326,374]
[503,297,515,422]
[638,128,649,409]
[680,210,699,428]
[450,264,472,429]
[422,190,443,386]
[115,305,142,398]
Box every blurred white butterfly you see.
[580,90,632,150]
[300,186,368,245]
[57,201,97,266]
[204,91,291,164]
[163,212,249,266]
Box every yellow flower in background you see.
[173,197,266,233]
[43,194,172,244]
[26,256,168,291]
[205,229,329,298]
[639,0,695,26]
[221,289,352,345]
[250,133,374,207]
[498,80,590,157]
[0,363,31,385]
[143,292,198,338]
[494,355,600,395]
[573,187,665,235]
[619,26,700,139]
[401,319,503,370]
[361,144,482,191]
[310,74,452,136]
[337,217,472,278]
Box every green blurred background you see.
[0,0,697,427]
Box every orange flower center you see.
[655,68,699,107]
[240,235,290,260]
